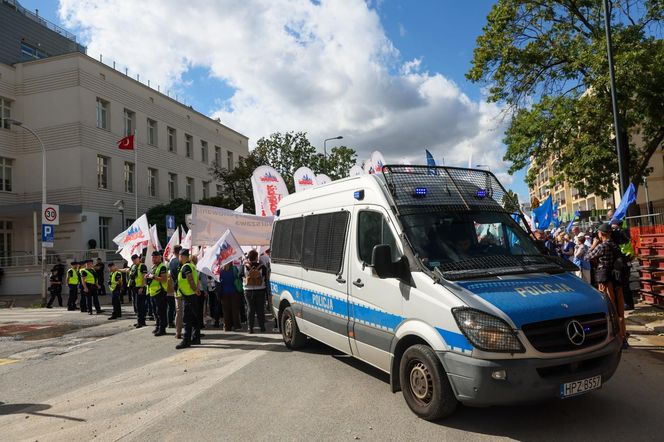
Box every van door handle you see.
[336,276,346,284]
[353,279,364,288]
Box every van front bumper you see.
[436,338,622,406]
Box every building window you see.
[147,118,157,146]
[186,177,194,201]
[202,181,209,199]
[201,140,208,163]
[96,98,109,130]
[20,42,48,60]
[214,146,221,166]
[227,151,234,170]
[168,173,177,200]
[123,162,134,194]
[167,127,176,152]
[99,217,111,249]
[185,134,193,158]
[0,157,13,192]
[0,220,13,261]
[0,98,11,129]
[123,109,135,136]
[148,168,158,198]
[216,184,223,196]
[97,155,109,189]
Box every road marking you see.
[0,358,18,366]
[66,336,110,350]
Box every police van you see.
[269,165,621,420]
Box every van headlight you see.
[452,307,525,353]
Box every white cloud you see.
[398,22,407,37]
[60,0,509,174]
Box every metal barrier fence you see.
[0,249,123,268]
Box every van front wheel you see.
[281,306,307,349]
[399,344,457,420]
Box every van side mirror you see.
[372,244,409,280]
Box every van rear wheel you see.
[281,306,307,349]
[399,344,457,420]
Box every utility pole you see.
[603,0,630,195]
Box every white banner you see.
[371,150,386,174]
[196,229,244,281]
[113,214,150,247]
[191,204,273,247]
[349,165,363,177]
[251,165,289,216]
[293,166,318,192]
[316,174,331,185]
[163,226,180,262]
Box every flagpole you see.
[134,129,138,220]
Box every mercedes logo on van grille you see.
[566,320,586,346]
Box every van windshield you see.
[400,210,568,280]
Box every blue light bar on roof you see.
[354,190,364,200]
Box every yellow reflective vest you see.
[177,262,198,296]
[148,263,168,296]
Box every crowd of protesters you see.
[56,244,273,350]
[531,211,634,349]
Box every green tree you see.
[467,0,664,198]
[210,131,357,211]
[502,189,521,212]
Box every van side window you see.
[271,217,303,264]
[357,211,399,265]
[302,211,349,274]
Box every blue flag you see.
[612,182,637,222]
[566,211,581,234]
[552,202,561,228]
[425,149,437,175]
[532,195,554,230]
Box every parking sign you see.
[42,224,54,248]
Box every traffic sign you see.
[42,204,60,226]
[42,224,54,248]
[166,215,176,238]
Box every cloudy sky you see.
[23,0,528,198]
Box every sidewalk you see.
[626,303,664,351]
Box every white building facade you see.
[0,53,248,293]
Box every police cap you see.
[151,250,162,257]
[131,254,140,260]
[179,248,190,256]
[598,223,612,233]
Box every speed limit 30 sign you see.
[42,204,60,226]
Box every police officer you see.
[108,262,123,320]
[66,261,80,311]
[128,256,138,313]
[176,249,201,349]
[131,254,148,328]
[147,251,169,336]
[80,259,102,315]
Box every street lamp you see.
[323,136,343,159]
[114,199,125,230]
[9,118,47,306]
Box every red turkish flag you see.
[117,134,135,150]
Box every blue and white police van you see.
[269,165,621,420]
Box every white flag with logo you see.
[293,166,318,192]
[113,214,150,248]
[349,165,363,177]
[316,174,331,185]
[363,159,374,175]
[251,165,289,216]
[371,150,387,174]
[196,229,243,281]
[149,225,162,251]
[163,226,180,262]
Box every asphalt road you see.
[1,306,663,441]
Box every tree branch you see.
[631,129,664,185]
[564,0,598,35]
